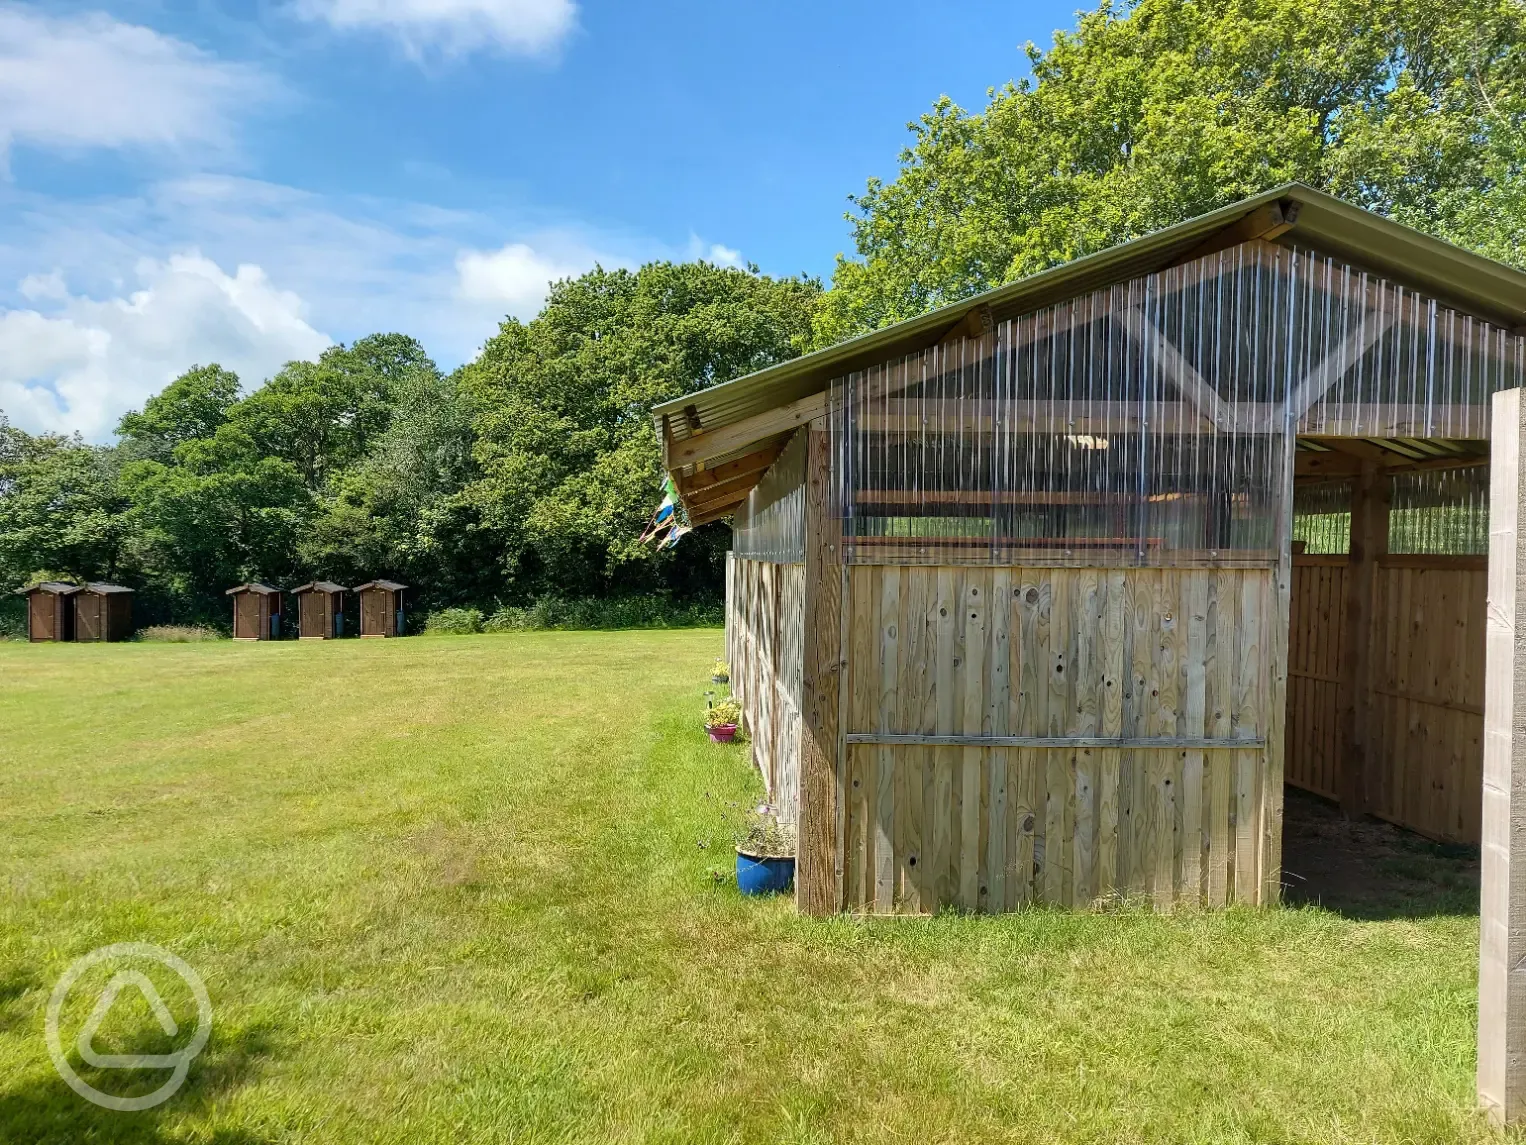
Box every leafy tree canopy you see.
[815,0,1526,343]
[458,261,819,600]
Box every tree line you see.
[4,0,1522,633]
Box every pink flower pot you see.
[707,723,738,743]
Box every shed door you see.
[234,593,258,639]
[300,592,323,637]
[29,594,53,641]
[77,596,102,642]
[362,590,385,635]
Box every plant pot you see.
[736,849,795,895]
[711,675,729,685]
[706,723,737,743]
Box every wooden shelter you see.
[292,581,349,639]
[74,583,134,642]
[227,583,284,640]
[15,582,81,642]
[354,580,407,638]
[652,181,1526,1122]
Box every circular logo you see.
[45,943,212,1111]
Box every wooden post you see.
[1481,387,1526,1123]
[797,420,843,916]
[1339,459,1390,815]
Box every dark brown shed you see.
[354,580,407,638]
[14,582,81,642]
[226,583,284,640]
[292,581,349,639]
[74,583,134,642]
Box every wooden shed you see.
[74,583,134,642]
[652,182,1526,929]
[227,583,284,640]
[354,580,407,638]
[15,582,81,642]
[292,581,349,639]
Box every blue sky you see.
[0,0,1080,438]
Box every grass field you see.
[0,633,1508,1144]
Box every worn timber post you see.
[1339,458,1390,815]
[797,418,843,916]
[1481,386,1526,1124]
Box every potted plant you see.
[711,659,731,685]
[705,697,742,743]
[735,805,796,895]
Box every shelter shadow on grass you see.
[0,1022,281,1145]
[1280,786,1480,920]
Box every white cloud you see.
[295,0,577,56]
[707,243,744,268]
[455,237,618,319]
[0,253,329,439]
[0,7,272,166]
[0,176,748,438]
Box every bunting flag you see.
[639,477,692,548]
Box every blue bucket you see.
[736,851,795,895]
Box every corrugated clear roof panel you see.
[829,241,1526,568]
[732,429,807,563]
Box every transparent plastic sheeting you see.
[732,428,807,563]
[829,242,1526,567]
[1292,480,1352,555]
[1389,466,1489,555]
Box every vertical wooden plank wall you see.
[1284,553,1486,844]
[725,555,807,822]
[1285,556,1349,800]
[1367,555,1487,843]
[838,564,1278,913]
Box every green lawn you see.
[0,633,1507,1144]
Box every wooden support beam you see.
[1295,449,1489,481]
[1481,386,1526,1124]
[665,391,826,469]
[678,442,784,495]
[1338,459,1390,816]
[937,303,993,346]
[1284,308,1398,422]
[1122,307,1235,431]
[1171,202,1297,267]
[796,422,843,917]
[689,503,743,527]
[686,485,751,519]
[845,733,1265,750]
[682,474,757,514]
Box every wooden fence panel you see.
[839,565,1278,913]
[1285,557,1347,800]
[727,557,807,824]
[1284,553,1485,843]
[1368,557,1486,843]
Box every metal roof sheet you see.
[14,581,82,596]
[291,581,349,594]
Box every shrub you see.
[425,608,484,635]
[137,625,225,643]
[483,596,722,632]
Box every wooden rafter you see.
[687,484,751,519]
[1283,308,1399,421]
[664,391,825,469]
[677,442,784,496]
[1170,202,1299,267]
[1122,306,1234,432]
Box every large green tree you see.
[458,261,819,601]
[817,0,1526,343]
